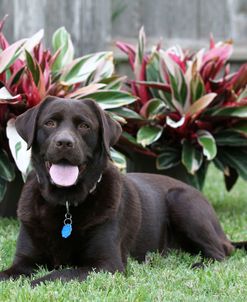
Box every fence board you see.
[0,0,14,42]
[139,0,170,38]
[228,0,247,42]
[0,0,246,61]
[112,0,140,38]
[198,0,230,39]
[13,0,46,39]
[166,0,198,39]
[1,0,111,55]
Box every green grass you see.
[0,166,247,302]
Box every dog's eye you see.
[44,120,56,128]
[78,122,90,130]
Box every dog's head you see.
[15,96,122,204]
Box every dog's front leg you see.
[31,259,125,286]
[0,257,38,281]
[0,224,43,281]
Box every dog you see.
[0,96,246,286]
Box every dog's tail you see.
[231,241,247,251]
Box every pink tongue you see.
[49,164,79,187]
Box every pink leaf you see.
[186,93,217,119]
[37,63,46,99]
[66,83,106,98]
[136,59,150,104]
[21,72,41,107]
[116,41,136,70]
[132,80,171,93]
[209,33,215,49]
[168,53,186,73]
[0,32,9,50]
[203,41,233,64]
[231,64,247,92]
[0,39,26,73]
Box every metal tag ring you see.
[65,213,72,219]
[64,218,72,225]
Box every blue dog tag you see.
[61,224,72,238]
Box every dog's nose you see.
[54,136,75,149]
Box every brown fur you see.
[0,97,245,286]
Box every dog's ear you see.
[15,96,54,149]
[83,99,122,157]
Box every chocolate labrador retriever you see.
[0,96,246,286]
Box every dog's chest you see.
[33,221,90,267]
[19,188,115,268]
[26,201,108,268]
[26,205,91,267]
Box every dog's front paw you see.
[0,271,10,281]
[30,277,47,287]
[191,262,206,269]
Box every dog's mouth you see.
[45,161,86,187]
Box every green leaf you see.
[134,26,146,78]
[111,108,143,120]
[60,55,91,84]
[213,157,226,173]
[0,178,7,202]
[190,73,205,103]
[224,167,238,191]
[237,86,247,102]
[0,149,15,182]
[99,76,126,90]
[80,90,136,110]
[231,121,247,134]
[137,125,163,147]
[216,147,247,180]
[60,52,114,86]
[214,130,247,146]
[107,111,126,124]
[186,93,216,118]
[52,27,74,72]
[214,158,239,191]
[110,148,126,171]
[156,147,180,170]
[143,99,166,118]
[122,132,139,145]
[182,140,203,174]
[211,106,247,117]
[25,50,39,85]
[146,52,161,82]
[88,55,114,84]
[146,52,173,107]
[0,39,26,73]
[197,130,217,160]
[185,161,208,190]
[160,50,189,112]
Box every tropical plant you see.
[0,16,136,201]
[116,28,247,190]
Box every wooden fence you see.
[0,0,247,63]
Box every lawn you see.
[0,166,247,302]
